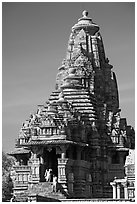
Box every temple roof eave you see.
[108,146,129,152]
[8,147,31,156]
[19,139,89,147]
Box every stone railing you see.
[14,165,31,172]
[31,134,66,140]
[12,165,31,190]
[15,181,28,187]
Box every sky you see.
[2,2,135,153]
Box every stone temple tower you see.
[9,11,135,201]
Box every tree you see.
[2,151,14,201]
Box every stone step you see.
[60,198,132,202]
[15,192,29,202]
[39,191,66,198]
[27,182,67,201]
[28,182,66,201]
[30,183,53,192]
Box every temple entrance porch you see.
[39,147,60,182]
[28,143,93,197]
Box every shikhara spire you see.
[9,11,135,201]
[56,11,119,130]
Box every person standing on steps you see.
[45,168,52,182]
[52,175,58,192]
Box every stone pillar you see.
[123,183,128,199]
[58,157,74,196]
[58,158,68,194]
[86,174,92,197]
[39,154,45,181]
[33,152,37,159]
[68,173,74,195]
[58,146,67,193]
[61,152,66,159]
[117,183,121,199]
[119,134,124,146]
[61,145,66,159]
[110,182,117,199]
[40,156,44,164]
[30,147,40,183]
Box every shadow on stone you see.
[57,183,69,198]
[37,195,61,202]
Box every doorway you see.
[40,147,59,182]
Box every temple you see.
[9,11,135,201]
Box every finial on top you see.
[82,10,88,17]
